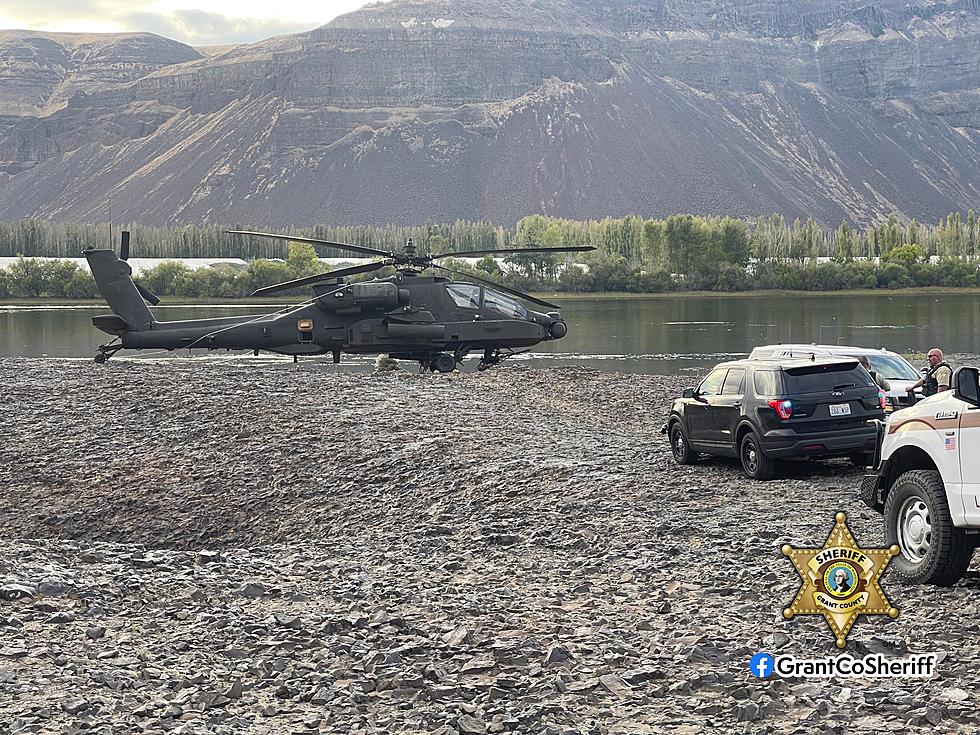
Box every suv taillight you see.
[878,390,887,411]
[768,399,793,419]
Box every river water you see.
[1,293,975,374]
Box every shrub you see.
[877,262,910,289]
[141,260,194,296]
[840,260,877,289]
[808,262,844,291]
[934,259,978,287]
[6,257,49,297]
[557,264,591,292]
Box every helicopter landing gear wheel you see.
[431,353,456,373]
[478,348,501,371]
[94,340,121,363]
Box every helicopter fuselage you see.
[89,255,567,369]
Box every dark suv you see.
[662,357,886,479]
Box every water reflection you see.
[0,293,974,374]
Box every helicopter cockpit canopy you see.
[446,283,529,319]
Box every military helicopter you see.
[84,230,594,371]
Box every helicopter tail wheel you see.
[94,340,121,363]
[432,353,456,373]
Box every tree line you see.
[2,211,980,298]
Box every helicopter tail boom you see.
[84,249,155,332]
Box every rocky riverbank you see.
[1,358,978,734]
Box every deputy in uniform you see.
[858,356,890,391]
[909,348,952,397]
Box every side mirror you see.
[954,367,980,405]
[682,387,695,399]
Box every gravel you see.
[1,357,979,734]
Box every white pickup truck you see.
[859,366,980,586]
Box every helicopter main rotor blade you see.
[432,246,595,260]
[431,264,561,310]
[228,230,394,259]
[134,281,161,305]
[251,260,391,297]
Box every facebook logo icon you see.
[750,652,775,679]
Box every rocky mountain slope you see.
[0,0,978,227]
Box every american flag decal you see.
[946,436,957,451]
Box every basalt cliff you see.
[0,0,979,227]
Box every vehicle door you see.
[709,368,746,448]
[687,369,727,445]
[958,391,980,524]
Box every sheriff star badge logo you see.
[782,512,900,649]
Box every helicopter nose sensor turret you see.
[546,311,567,339]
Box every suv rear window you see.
[753,370,779,396]
[782,362,876,394]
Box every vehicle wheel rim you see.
[897,496,932,563]
[672,429,685,459]
[743,441,757,473]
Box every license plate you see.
[830,403,851,416]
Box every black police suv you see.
[662,357,886,480]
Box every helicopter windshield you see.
[447,283,481,309]
[483,288,528,319]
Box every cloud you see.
[119,9,318,45]
[0,0,115,29]
[0,1,369,46]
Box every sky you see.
[0,0,386,46]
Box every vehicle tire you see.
[740,432,776,481]
[883,470,974,586]
[432,353,456,373]
[669,422,698,465]
[849,453,873,468]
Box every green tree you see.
[750,214,787,262]
[836,221,855,262]
[905,219,919,255]
[557,264,591,292]
[242,259,293,295]
[664,215,709,274]
[718,218,750,265]
[877,262,910,289]
[642,220,665,266]
[883,243,924,266]
[141,261,193,296]
[967,209,977,258]
[475,255,502,277]
[788,219,806,262]
[6,257,49,297]
[428,234,451,255]
[286,242,320,278]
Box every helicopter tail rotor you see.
[117,231,160,305]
